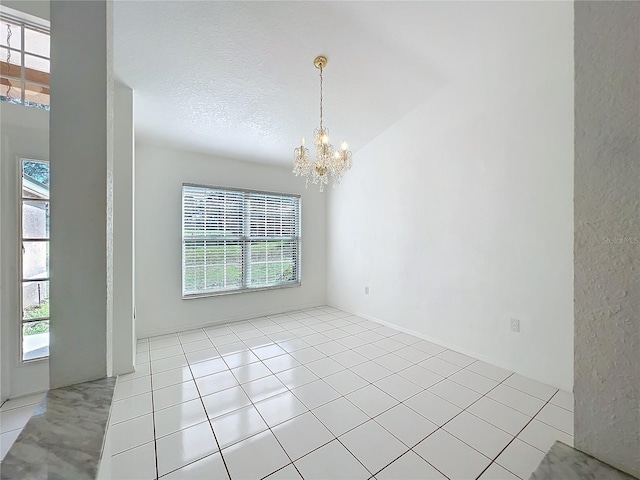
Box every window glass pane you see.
[22,201,50,238]
[183,186,243,238]
[22,240,49,280]
[249,195,299,238]
[183,240,242,294]
[248,240,297,287]
[184,265,204,292]
[250,262,296,287]
[25,82,49,106]
[250,241,267,263]
[24,27,48,57]
[22,159,50,187]
[0,21,22,49]
[25,54,49,74]
[0,46,21,66]
[205,263,242,290]
[22,280,49,320]
[0,46,22,103]
[0,76,21,101]
[21,188,41,200]
[250,263,267,286]
[23,320,49,361]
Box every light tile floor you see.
[0,391,47,463]
[104,306,574,480]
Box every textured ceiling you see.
[114,1,556,165]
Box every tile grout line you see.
[194,346,300,479]
[360,363,513,477]
[148,355,160,480]
[152,313,457,396]
[473,386,559,480]
[156,310,482,476]
[159,310,337,478]
[214,311,354,478]
[418,372,518,480]
[211,307,338,479]
[246,313,453,477]
[365,369,519,480]
[155,318,513,417]
[181,334,233,480]
[118,333,473,465]
[199,309,395,478]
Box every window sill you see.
[19,356,49,366]
[182,281,301,300]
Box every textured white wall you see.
[134,141,326,338]
[49,0,110,388]
[327,3,574,390]
[574,2,640,477]
[0,104,49,399]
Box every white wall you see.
[574,2,639,476]
[110,82,135,375]
[49,0,110,388]
[0,1,49,21]
[0,103,50,400]
[135,141,326,338]
[327,4,574,390]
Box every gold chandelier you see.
[293,56,352,192]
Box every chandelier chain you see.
[5,23,12,99]
[319,65,323,130]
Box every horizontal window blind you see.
[182,185,301,297]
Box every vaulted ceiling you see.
[114,1,561,166]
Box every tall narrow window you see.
[21,159,50,361]
[1,13,50,109]
[182,185,301,297]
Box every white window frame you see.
[0,10,50,110]
[182,184,302,298]
[19,157,50,362]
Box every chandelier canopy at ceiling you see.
[293,56,352,192]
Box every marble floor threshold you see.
[0,377,115,480]
[529,441,639,480]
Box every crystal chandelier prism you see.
[293,56,352,192]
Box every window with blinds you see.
[182,184,301,297]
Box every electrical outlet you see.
[364,286,370,295]
[510,318,520,333]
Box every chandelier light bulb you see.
[292,55,353,192]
